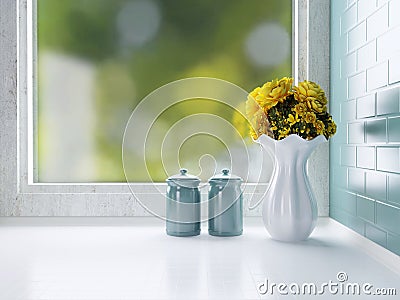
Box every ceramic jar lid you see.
[209,169,242,183]
[166,169,200,187]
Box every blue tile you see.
[341,146,356,167]
[367,62,388,91]
[365,172,386,201]
[348,23,367,55]
[387,233,400,255]
[388,117,400,143]
[334,123,348,144]
[357,196,375,222]
[331,144,341,164]
[356,146,375,169]
[365,223,387,248]
[330,189,341,209]
[331,166,348,188]
[330,206,345,223]
[330,208,365,236]
[341,4,357,34]
[376,202,400,235]
[389,56,400,84]
[340,190,357,214]
[388,174,400,206]
[341,100,356,121]
[348,122,365,144]
[357,94,376,119]
[347,215,365,235]
[366,5,388,41]
[348,168,365,193]
[341,52,357,77]
[377,147,400,173]
[358,41,376,71]
[366,119,387,143]
[377,87,399,116]
[331,78,347,105]
[332,0,347,22]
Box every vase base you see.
[266,227,315,243]
[269,236,310,243]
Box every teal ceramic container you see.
[208,169,243,236]
[166,169,201,237]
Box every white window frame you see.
[0,0,329,216]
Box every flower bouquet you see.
[246,77,336,141]
[245,77,336,242]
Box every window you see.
[0,0,330,216]
[35,0,292,183]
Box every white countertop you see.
[0,217,399,299]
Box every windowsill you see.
[0,216,399,272]
[0,217,398,299]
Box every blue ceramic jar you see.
[166,169,201,237]
[208,169,243,236]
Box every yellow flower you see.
[314,120,325,135]
[245,93,274,139]
[293,81,324,101]
[293,102,308,116]
[246,93,262,117]
[250,113,274,139]
[326,121,337,137]
[307,96,327,113]
[293,81,327,113]
[304,112,316,124]
[278,127,290,140]
[298,124,307,134]
[270,121,278,131]
[287,113,300,126]
[246,77,336,141]
[253,77,293,109]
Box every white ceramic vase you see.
[255,134,326,242]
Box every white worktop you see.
[0,217,399,299]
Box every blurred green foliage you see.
[37,0,292,182]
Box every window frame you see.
[0,0,329,216]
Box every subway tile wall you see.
[330,0,400,256]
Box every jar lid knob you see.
[180,168,188,175]
[222,169,230,175]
